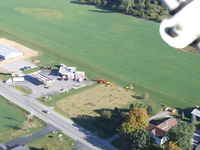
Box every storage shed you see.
[0,45,23,60]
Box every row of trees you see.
[79,0,168,21]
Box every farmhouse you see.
[148,117,178,145]
[0,45,23,60]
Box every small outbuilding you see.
[0,45,23,60]
[191,109,200,118]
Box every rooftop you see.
[191,109,200,117]
[0,45,22,57]
[59,64,77,75]
[148,117,178,138]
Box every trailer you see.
[12,77,25,82]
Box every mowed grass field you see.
[0,0,200,108]
[0,96,75,149]
[0,96,25,141]
[0,96,40,143]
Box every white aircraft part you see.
[160,0,200,49]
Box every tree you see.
[129,129,151,150]
[191,114,196,124]
[167,122,196,150]
[181,111,185,119]
[79,0,168,21]
[129,103,146,110]
[42,145,51,150]
[164,141,182,150]
[100,110,112,120]
[147,105,153,115]
[120,107,149,135]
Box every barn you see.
[0,45,23,60]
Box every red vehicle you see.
[97,78,108,84]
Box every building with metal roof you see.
[191,109,200,118]
[59,64,77,75]
[0,45,23,60]
[32,72,55,85]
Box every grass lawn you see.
[0,0,200,114]
[28,132,75,150]
[0,73,12,81]
[0,96,75,149]
[0,95,42,143]
[13,85,32,95]
[56,85,136,117]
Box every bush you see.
[143,92,150,100]
[147,105,153,115]
[100,110,112,120]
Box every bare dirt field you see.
[56,85,136,117]
[0,38,39,64]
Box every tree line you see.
[79,0,168,21]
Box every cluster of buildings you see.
[148,107,200,146]
[58,64,86,82]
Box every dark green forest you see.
[79,0,168,21]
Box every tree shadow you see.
[69,0,161,23]
[72,121,117,149]
[150,117,170,126]
[175,107,194,121]
[70,1,94,5]
[0,73,11,75]
[131,95,143,100]
[4,116,21,122]
[70,1,117,14]
[30,147,41,150]
[71,108,129,139]
[88,10,114,13]
[6,125,21,130]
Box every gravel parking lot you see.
[9,70,92,98]
[0,60,37,72]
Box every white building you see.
[191,109,200,118]
[0,45,23,60]
[58,64,86,81]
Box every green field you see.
[0,96,25,134]
[1,0,200,108]
[0,96,42,143]
[0,96,75,149]
[28,132,75,150]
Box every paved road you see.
[0,83,117,150]
[5,124,59,149]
